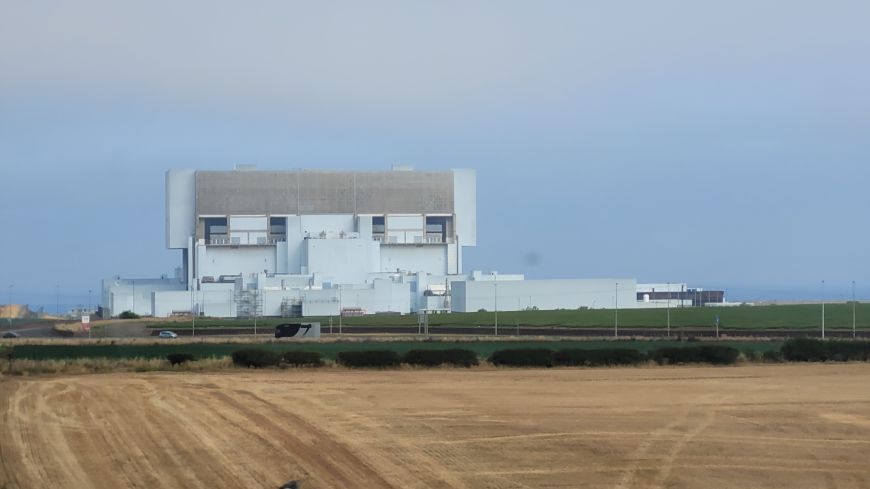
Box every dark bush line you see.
[337,350,402,368]
[229,343,848,370]
[781,338,870,362]
[403,349,479,367]
[553,348,644,367]
[282,351,324,367]
[167,353,195,366]
[231,349,282,368]
[649,345,739,365]
[490,346,741,368]
[489,348,554,367]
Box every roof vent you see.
[234,164,257,171]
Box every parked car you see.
[158,330,178,339]
[2,331,19,339]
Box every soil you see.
[2,364,870,488]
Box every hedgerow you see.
[167,353,195,366]
[403,349,479,367]
[337,350,402,368]
[649,345,739,365]
[282,351,324,367]
[781,338,870,362]
[231,349,281,368]
[552,348,644,367]
[489,348,554,367]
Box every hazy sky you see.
[1,1,868,309]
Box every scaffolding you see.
[280,297,302,318]
[234,289,263,334]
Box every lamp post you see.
[666,281,671,338]
[494,272,498,336]
[56,283,60,316]
[821,280,826,340]
[852,280,856,339]
[614,282,619,338]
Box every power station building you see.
[102,166,648,318]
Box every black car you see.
[2,331,20,339]
[274,323,313,338]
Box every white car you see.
[158,331,178,339]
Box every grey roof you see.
[195,170,454,216]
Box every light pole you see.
[852,280,856,339]
[493,272,498,336]
[821,280,826,340]
[252,290,258,337]
[666,281,671,337]
[338,285,343,334]
[56,283,60,316]
[614,282,619,338]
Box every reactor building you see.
[102,166,719,318]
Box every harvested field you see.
[2,364,870,488]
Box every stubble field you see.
[2,364,870,488]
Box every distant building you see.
[103,166,711,318]
[636,284,726,308]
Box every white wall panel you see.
[380,246,447,275]
[166,169,196,249]
[451,279,637,312]
[198,247,276,280]
[229,216,267,230]
[453,169,477,246]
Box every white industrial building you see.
[103,166,663,318]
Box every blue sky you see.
[1,1,868,310]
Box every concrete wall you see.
[102,277,186,317]
[197,246,276,281]
[451,278,638,312]
[166,169,196,249]
[380,245,447,275]
[200,284,237,317]
[305,238,378,284]
[302,290,340,316]
[452,168,477,246]
[285,215,304,273]
[152,290,194,317]
[300,214,355,235]
[386,214,424,244]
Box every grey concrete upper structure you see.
[195,170,455,216]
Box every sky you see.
[0,0,868,310]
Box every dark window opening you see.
[204,217,228,243]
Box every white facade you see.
[105,167,478,317]
[450,278,638,313]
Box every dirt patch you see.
[2,364,870,488]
